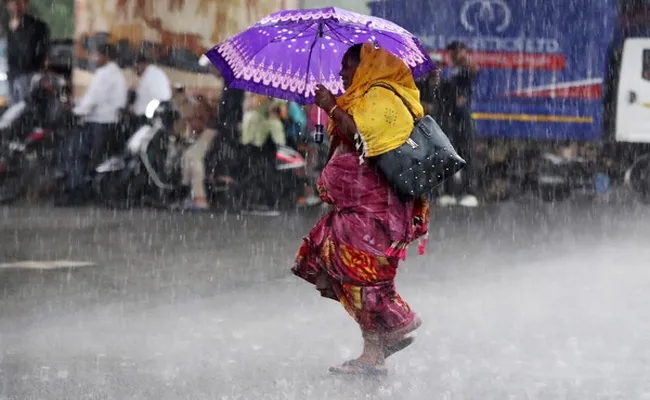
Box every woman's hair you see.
[345,43,363,64]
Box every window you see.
[643,49,650,81]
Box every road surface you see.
[2,196,650,399]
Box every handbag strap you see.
[370,83,418,122]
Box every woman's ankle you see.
[357,352,385,365]
[360,337,386,365]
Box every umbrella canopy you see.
[206,7,435,104]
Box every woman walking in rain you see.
[292,42,430,376]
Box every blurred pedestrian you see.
[131,53,172,122]
[283,101,307,148]
[211,87,244,145]
[58,43,127,205]
[5,0,50,104]
[241,93,286,147]
[438,41,479,207]
[199,87,245,187]
[171,83,196,138]
[164,84,197,175]
[417,68,441,117]
[240,93,286,216]
[174,101,217,211]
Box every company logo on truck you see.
[460,0,511,34]
[426,0,564,71]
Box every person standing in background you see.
[283,101,307,149]
[240,93,286,216]
[416,69,441,117]
[5,0,50,104]
[164,84,197,174]
[438,41,480,208]
[241,93,286,148]
[212,87,244,146]
[171,83,196,138]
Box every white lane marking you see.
[0,260,96,269]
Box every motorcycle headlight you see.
[145,100,161,119]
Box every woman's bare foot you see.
[357,336,385,366]
[329,334,390,375]
[329,359,388,375]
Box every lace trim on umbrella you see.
[207,7,434,102]
[215,38,346,99]
[259,8,411,37]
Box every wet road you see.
[2,196,650,399]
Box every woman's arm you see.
[328,106,357,143]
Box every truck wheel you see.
[537,183,571,202]
[93,172,122,208]
[625,154,650,204]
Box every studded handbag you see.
[370,83,466,200]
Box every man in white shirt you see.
[60,43,127,204]
[131,54,172,119]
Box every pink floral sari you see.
[292,146,429,340]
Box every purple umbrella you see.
[205,7,435,105]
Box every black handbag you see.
[370,83,467,199]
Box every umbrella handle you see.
[312,103,324,143]
[313,121,324,144]
[313,24,325,144]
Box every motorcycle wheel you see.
[93,170,144,209]
[0,173,25,204]
[0,152,27,204]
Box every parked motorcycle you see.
[94,99,308,210]
[0,75,72,203]
[532,153,596,202]
[206,140,308,211]
[92,99,178,208]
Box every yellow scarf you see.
[329,43,424,157]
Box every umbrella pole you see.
[314,111,324,144]
[313,22,324,144]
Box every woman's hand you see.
[315,84,357,144]
[314,84,337,112]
